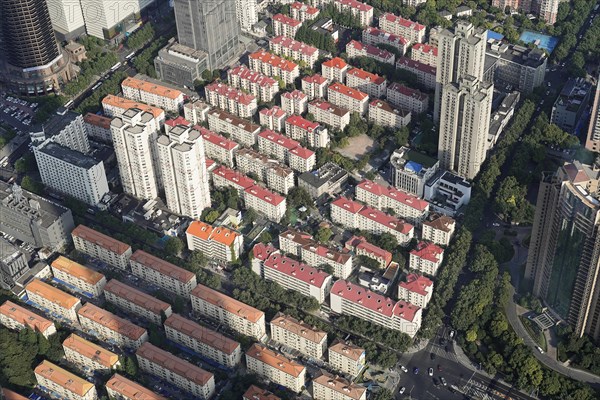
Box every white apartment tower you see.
[434,21,486,123]
[235,0,258,31]
[111,108,160,200]
[157,125,211,219]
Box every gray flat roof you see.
[38,141,99,169]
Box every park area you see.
[334,133,375,161]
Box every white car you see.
[536,346,544,354]
[399,387,406,394]
[400,365,408,373]
[428,367,434,376]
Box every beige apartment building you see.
[327,83,369,116]
[322,58,349,83]
[199,126,239,168]
[397,274,434,308]
[190,284,266,340]
[308,99,351,131]
[25,279,82,323]
[77,303,148,349]
[422,214,456,246]
[50,256,107,297]
[0,300,56,338]
[249,50,300,85]
[63,333,120,373]
[409,241,445,276]
[129,250,197,297]
[165,314,242,368]
[72,225,132,270]
[34,360,98,400]
[328,341,366,377]
[136,342,215,399]
[104,279,172,325]
[207,108,261,147]
[312,372,367,400]
[301,243,353,280]
[368,100,411,130]
[186,220,243,263]
[245,344,306,393]
[106,373,167,400]
[243,385,281,400]
[270,314,327,359]
[121,77,184,113]
[270,36,319,68]
[378,13,426,44]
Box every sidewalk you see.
[405,338,429,354]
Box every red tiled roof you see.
[288,146,315,160]
[282,90,307,100]
[191,284,264,323]
[83,113,111,129]
[331,196,364,214]
[228,65,278,87]
[208,109,261,134]
[271,36,318,57]
[337,0,373,12]
[358,180,429,211]
[387,82,428,101]
[252,243,279,261]
[396,57,436,75]
[286,115,319,132]
[345,236,392,264]
[328,82,368,102]
[246,344,305,377]
[165,116,191,127]
[243,385,281,400]
[264,253,331,288]
[410,241,444,263]
[322,57,348,70]
[412,43,438,57]
[249,50,298,72]
[130,250,195,283]
[381,13,425,32]
[399,274,433,296]
[394,300,420,322]
[259,130,314,159]
[302,74,328,85]
[347,68,386,85]
[309,99,349,117]
[205,82,256,106]
[369,99,410,117]
[273,13,302,27]
[290,1,320,15]
[212,165,256,189]
[244,185,285,206]
[347,40,394,61]
[358,206,414,234]
[196,126,239,151]
[122,77,183,100]
[302,243,351,265]
[331,280,398,317]
[259,106,287,118]
[165,314,240,355]
[72,225,131,255]
[363,27,408,46]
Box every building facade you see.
[270,313,327,358]
[390,147,439,197]
[121,77,184,113]
[0,300,56,338]
[397,274,433,308]
[72,225,132,270]
[409,241,445,276]
[186,220,244,263]
[25,279,81,322]
[50,256,106,297]
[368,100,411,129]
[204,82,258,118]
[308,100,351,131]
[328,341,365,377]
[63,334,120,373]
[106,374,166,400]
[245,344,306,393]
[312,373,367,400]
[386,83,429,115]
[34,361,97,400]
[129,250,197,297]
[78,303,148,349]
[104,279,172,325]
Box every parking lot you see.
[1,93,38,129]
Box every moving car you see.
[400,365,408,373]
[399,387,406,394]
[441,377,447,386]
[428,367,434,376]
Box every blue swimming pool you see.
[519,31,559,53]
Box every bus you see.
[0,156,8,168]
[91,82,102,91]
[110,62,122,72]
[125,52,136,60]
[64,100,74,109]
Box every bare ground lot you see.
[335,134,375,160]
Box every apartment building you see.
[25,279,82,322]
[424,171,472,216]
[386,83,429,115]
[34,361,98,400]
[258,130,316,172]
[389,147,439,197]
[204,82,258,118]
[190,284,266,340]
[270,313,327,358]
[346,68,387,99]
[2,389,28,400]
[346,40,395,65]
[185,221,244,263]
[328,341,366,377]
[302,74,329,100]
[327,82,369,115]
[301,243,353,279]
[356,180,429,224]
[322,57,349,83]
[165,314,242,368]
[0,300,56,338]
[421,213,456,246]
[397,274,433,308]
[260,106,287,132]
[362,27,409,55]
[104,279,173,325]
[345,236,392,268]
[211,165,256,195]
[411,43,438,67]
[50,256,106,297]
[227,65,279,103]
[246,344,306,393]
[72,226,131,270]
[281,90,309,115]
[129,250,197,297]
[550,78,592,133]
[290,1,320,22]
[183,100,211,125]
[278,229,315,258]
[586,71,600,152]
[102,95,165,127]
[78,303,148,349]
[63,333,120,373]
[396,57,436,90]
[330,280,422,337]
[409,241,444,276]
[207,108,261,147]
[244,185,287,222]
[249,50,300,85]
[330,197,415,245]
[235,148,295,194]
[313,372,367,400]
[308,100,351,131]
[270,36,319,68]
[106,373,166,400]
[257,251,332,303]
[333,0,373,26]
[379,13,426,44]
[136,342,215,399]
[285,115,330,148]
[368,99,411,129]
[243,385,281,400]
[83,113,112,143]
[250,242,279,274]
[298,162,349,199]
[121,77,184,113]
[198,126,239,167]
[272,13,302,37]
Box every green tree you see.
[315,227,333,243]
[164,236,184,256]
[259,231,273,244]
[189,250,208,271]
[204,209,220,223]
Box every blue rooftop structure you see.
[405,161,423,174]
[486,30,504,41]
[519,31,559,53]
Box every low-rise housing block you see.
[270,313,327,358]
[272,13,302,37]
[356,180,429,224]
[308,99,351,131]
[50,256,106,297]
[398,274,433,308]
[290,1,320,22]
[207,108,261,147]
[328,341,365,377]
[327,82,369,115]
[198,126,239,167]
[121,77,184,113]
[285,115,330,148]
[72,225,132,270]
[313,372,367,400]
[346,68,387,98]
[104,279,173,325]
[368,99,411,129]
[129,250,197,297]
[362,27,409,55]
[0,300,56,338]
[246,344,306,393]
[378,13,426,44]
[346,40,395,65]
[106,373,166,400]
[249,50,299,85]
[25,279,82,323]
[333,0,373,26]
[410,43,437,67]
[63,333,120,373]
[386,83,429,115]
[258,130,315,172]
[409,241,444,276]
[321,57,349,83]
[301,74,329,100]
[259,106,287,132]
[35,361,98,400]
[204,82,257,118]
[281,90,309,115]
[421,213,456,246]
[270,36,319,68]
[78,303,148,349]
[395,57,436,90]
[227,65,279,103]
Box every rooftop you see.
[104,279,171,315]
[207,108,260,133]
[245,185,285,206]
[0,300,54,333]
[329,340,365,361]
[303,243,351,265]
[331,196,364,214]
[2,389,28,400]
[72,225,132,255]
[410,241,444,263]
[243,385,281,400]
[347,40,394,61]
[63,334,119,368]
[282,89,307,101]
[187,220,241,247]
[252,243,279,261]
[211,165,256,190]
[272,13,302,27]
[363,27,408,46]
[309,99,350,117]
[106,373,166,400]
[263,253,331,288]
[122,77,183,100]
[136,342,213,386]
[37,141,99,169]
[246,344,305,377]
[102,95,165,120]
[270,35,318,57]
[191,284,264,323]
[165,314,240,355]
[205,82,256,106]
[387,82,428,102]
[25,279,80,309]
[51,256,105,285]
[270,313,327,343]
[396,57,436,75]
[313,373,366,400]
[259,106,287,119]
[286,114,320,131]
[358,205,414,234]
[78,303,147,340]
[357,179,429,211]
[34,361,94,396]
[83,113,111,129]
[423,214,455,233]
[380,13,425,32]
[302,74,328,85]
[369,99,410,118]
[196,125,239,151]
[345,236,392,264]
[328,82,368,102]
[336,0,373,12]
[322,57,348,70]
[412,43,438,56]
[249,50,298,72]
[347,68,386,85]
[130,250,195,283]
[290,1,319,14]
[228,65,278,87]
